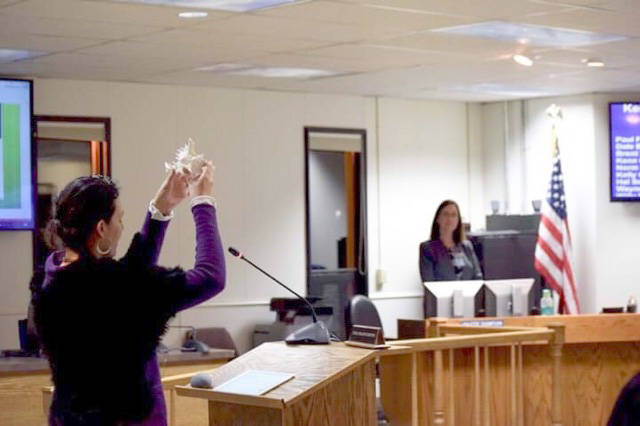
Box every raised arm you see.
[164,163,226,313]
[173,202,225,312]
[122,169,189,266]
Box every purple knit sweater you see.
[43,204,225,425]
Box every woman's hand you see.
[189,161,214,198]
[153,169,190,215]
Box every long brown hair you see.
[430,200,465,243]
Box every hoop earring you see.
[96,239,111,256]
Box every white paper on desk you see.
[213,370,294,396]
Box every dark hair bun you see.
[53,176,119,254]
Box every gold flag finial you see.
[546,104,562,154]
[546,104,563,121]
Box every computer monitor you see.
[423,280,484,318]
[483,278,535,317]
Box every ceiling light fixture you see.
[586,59,605,67]
[194,63,250,72]
[0,48,45,63]
[194,64,340,79]
[178,11,208,18]
[433,21,626,48]
[513,54,533,67]
[115,0,302,12]
[230,66,340,79]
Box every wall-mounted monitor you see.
[610,102,640,202]
[0,78,34,230]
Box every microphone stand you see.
[228,247,330,344]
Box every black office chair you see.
[348,294,384,339]
[347,295,388,425]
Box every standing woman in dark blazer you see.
[419,200,482,282]
[33,163,224,426]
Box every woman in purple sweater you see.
[33,163,225,426]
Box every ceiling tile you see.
[145,70,273,90]
[0,0,25,7]
[533,0,640,15]
[334,0,571,19]
[75,41,250,66]
[240,53,379,73]
[301,44,470,69]
[377,32,523,60]
[132,28,331,54]
[0,13,168,40]
[0,32,104,52]
[260,0,475,30]
[530,46,639,68]
[195,13,457,43]
[520,8,640,37]
[0,0,638,100]
[1,0,230,26]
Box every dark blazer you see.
[608,372,640,426]
[419,239,483,282]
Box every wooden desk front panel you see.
[206,359,377,426]
[284,359,376,426]
[0,360,225,426]
[390,320,640,425]
[384,343,640,426]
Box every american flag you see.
[534,131,580,314]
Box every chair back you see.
[187,327,238,357]
[348,295,384,338]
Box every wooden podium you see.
[175,342,379,425]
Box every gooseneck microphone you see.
[228,246,330,344]
[228,247,317,322]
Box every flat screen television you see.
[0,78,34,230]
[610,102,640,201]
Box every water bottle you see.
[540,289,554,315]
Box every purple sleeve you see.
[120,212,170,266]
[139,212,170,266]
[173,204,226,312]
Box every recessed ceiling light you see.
[114,0,303,12]
[194,64,340,79]
[194,63,251,72]
[433,20,626,48]
[0,48,45,63]
[513,54,533,67]
[586,59,605,67]
[178,11,208,18]
[450,83,550,98]
[231,66,340,79]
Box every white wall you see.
[592,93,640,310]
[0,78,476,351]
[480,93,640,314]
[7,77,635,352]
[523,95,598,313]
[370,98,474,336]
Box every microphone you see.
[228,246,330,344]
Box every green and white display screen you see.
[0,79,34,230]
